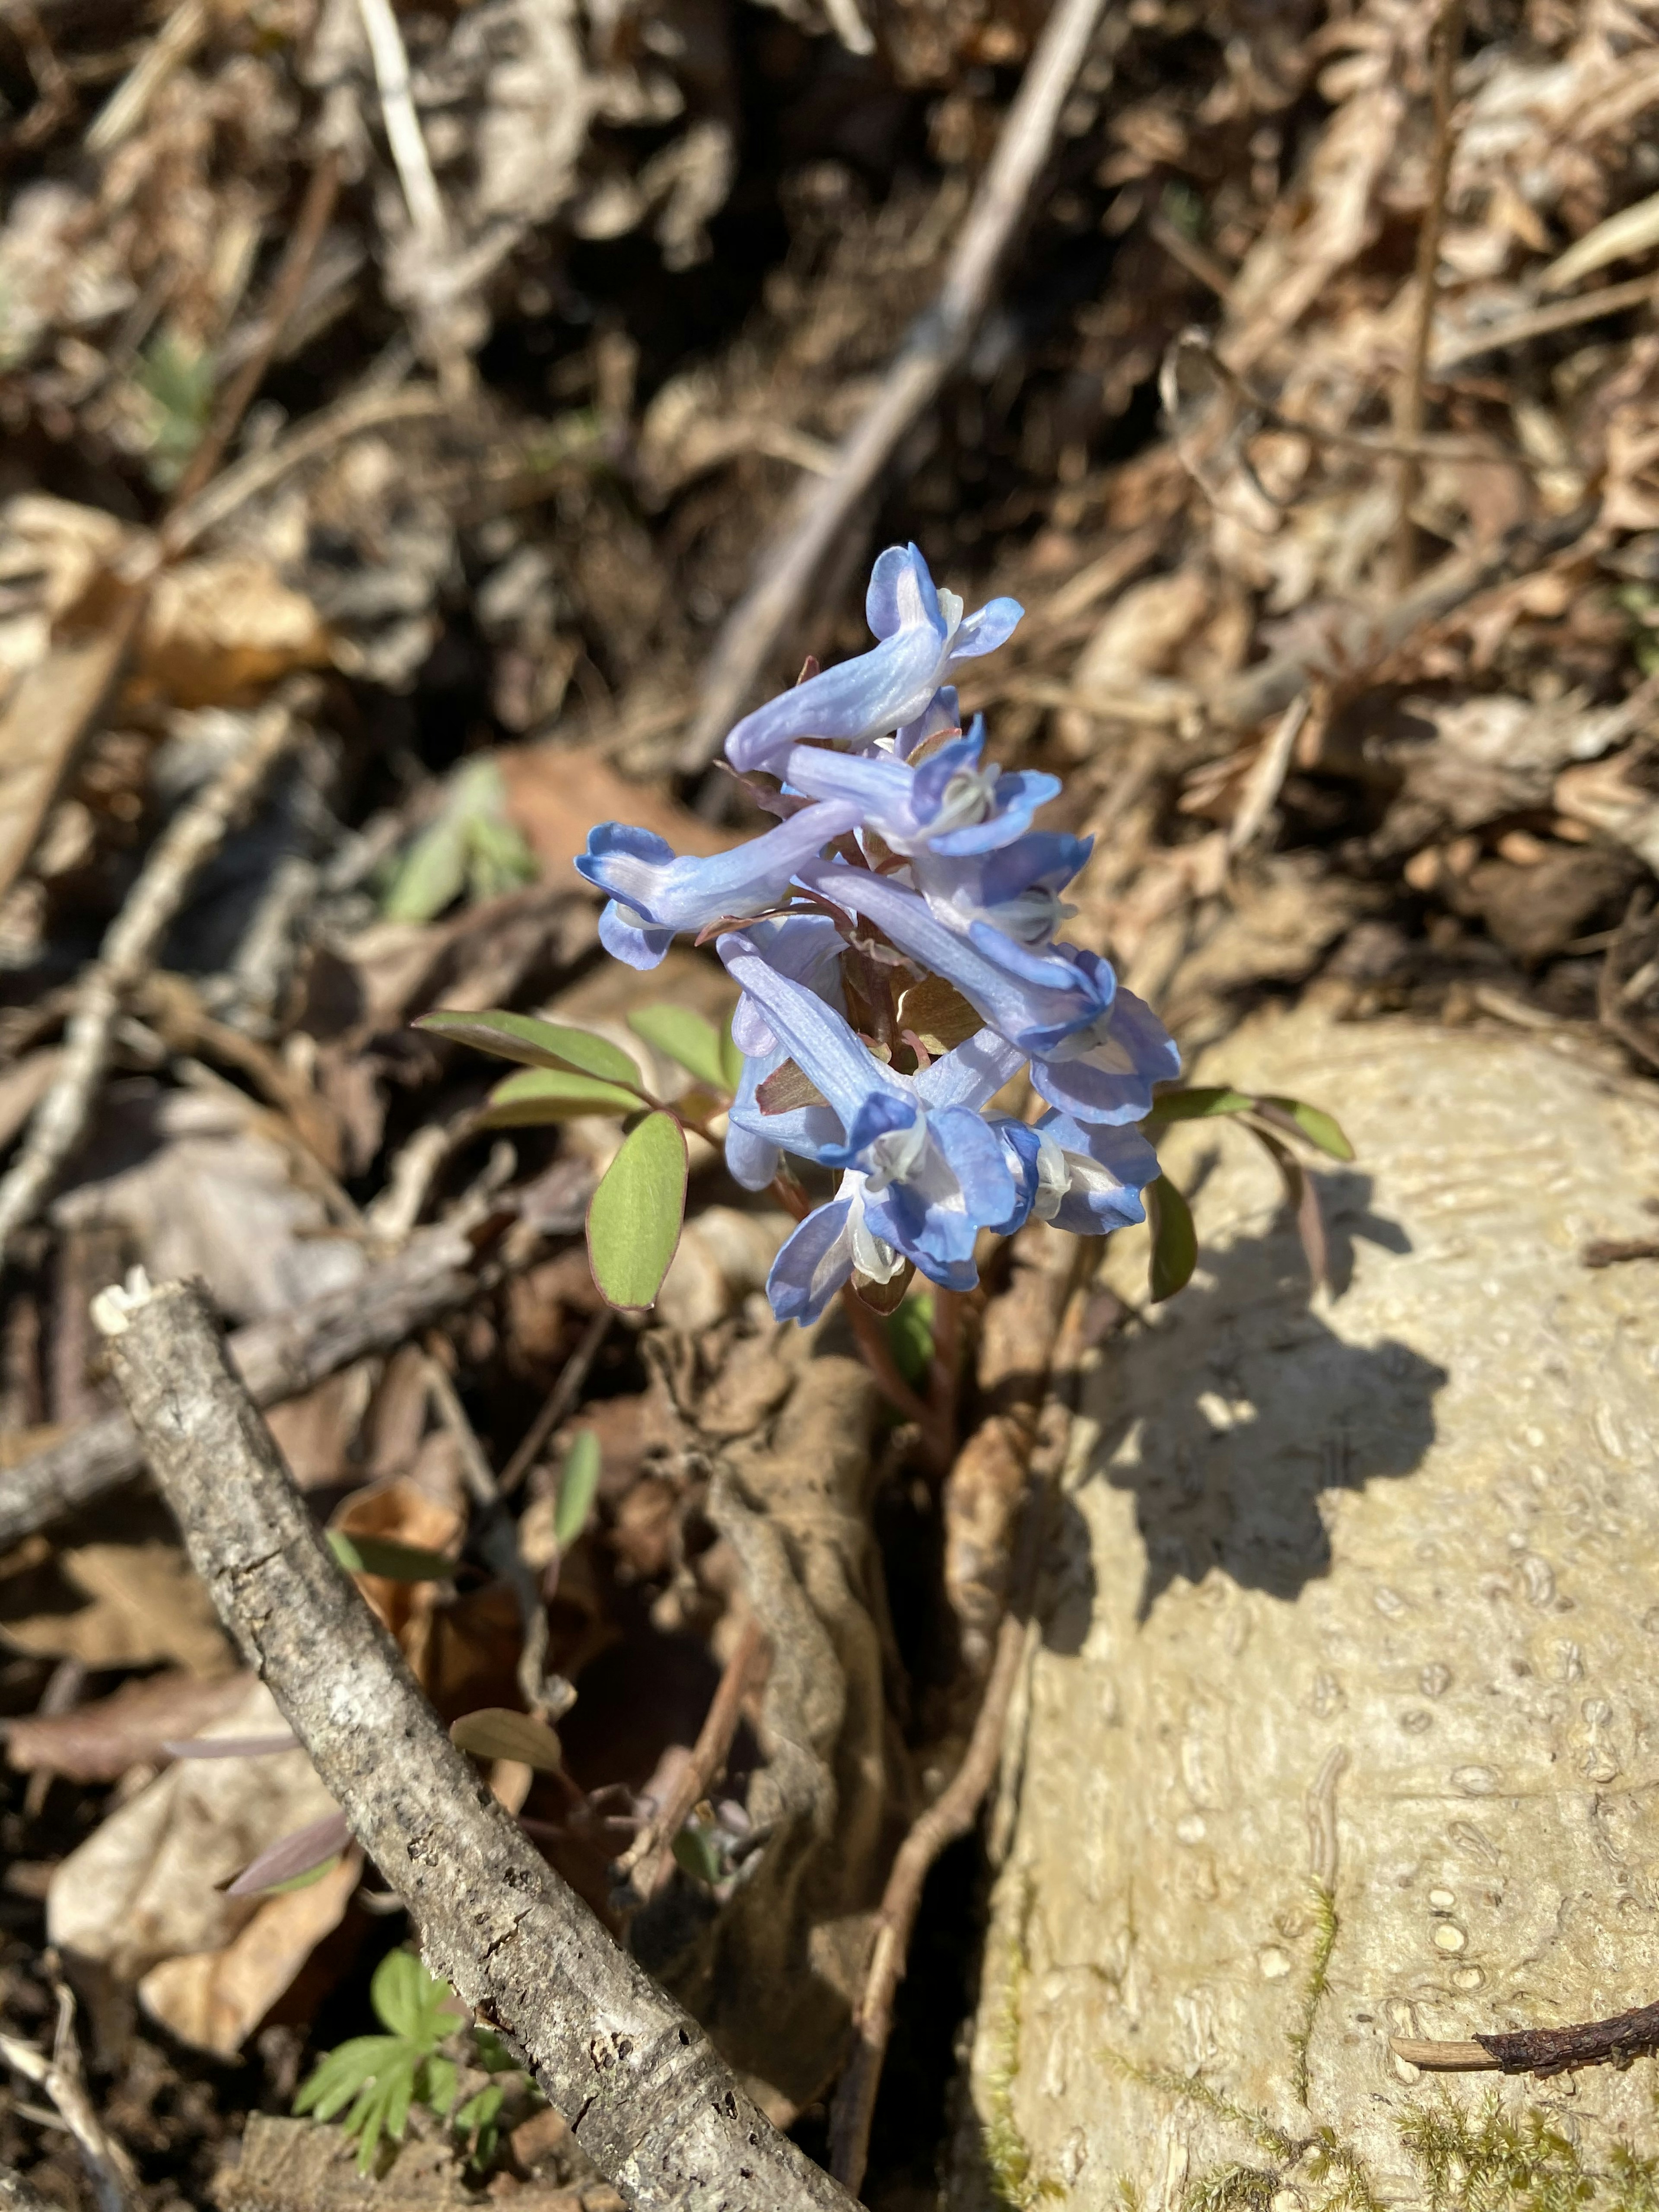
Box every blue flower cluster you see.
[577,544,1180,1323]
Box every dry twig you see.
[94,1275,858,2212]
[1393,1998,1659,2077]
[0,699,302,1271]
[613,1615,769,1909]
[679,0,1109,770]
[164,151,345,518]
[0,1199,576,1548]
[499,1305,613,1497]
[0,1970,137,2212]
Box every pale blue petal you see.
[719,931,908,1131]
[913,1029,1026,1110]
[598,900,673,969]
[728,912,846,1055]
[1031,989,1181,1125]
[798,861,1109,1053]
[947,597,1023,660]
[865,544,944,641]
[766,1197,856,1323]
[725,626,948,773]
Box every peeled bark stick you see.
[0,1208,539,1549]
[92,1277,857,2212]
[677,0,1108,772]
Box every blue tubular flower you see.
[781,722,1059,858]
[724,545,1023,773]
[912,830,1091,946]
[726,912,847,1056]
[893,685,961,762]
[1009,1111,1159,1233]
[577,803,860,969]
[797,859,1113,1053]
[1027,985,1181,1125]
[720,932,1020,1309]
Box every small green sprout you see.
[293,1951,541,2177]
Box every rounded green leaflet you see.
[553,1428,601,1553]
[1146,1175,1198,1303]
[586,1110,688,1310]
[476,1066,649,1126]
[414,1007,645,1090]
[1254,1093,1355,1161]
[626,1004,731,1092]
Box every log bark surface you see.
[99,1280,855,2212]
[954,1004,1659,2209]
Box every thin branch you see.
[355,0,449,249]
[94,1275,858,2212]
[0,1969,137,2212]
[84,0,205,156]
[0,1200,569,1548]
[165,385,447,553]
[164,150,344,520]
[0,699,302,1270]
[613,1615,769,1908]
[1226,692,1309,855]
[1395,1998,1659,2079]
[677,0,1109,771]
[1431,272,1659,374]
[499,1306,613,1497]
[420,1337,550,1711]
[828,1481,1043,2196]
[1392,0,1465,591]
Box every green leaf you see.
[884,1294,935,1387]
[421,2056,458,2118]
[627,1005,731,1092]
[465,811,538,906]
[720,1015,745,1094]
[135,327,216,489]
[671,1822,726,1885]
[1146,1176,1198,1303]
[586,1111,688,1309]
[1253,1094,1355,1162]
[476,1066,648,1127]
[383,761,531,925]
[473,2029,520,2075]
[1146,1085,1255,1123]
[294,2036,405,2121]
[382,809,470,927]
[553,1429,601,1554]
[372,1950,443,2041]
[449,1707,564,1772]
[455,2084,504,2137]
[327,1530,457,1581]
[414,1008,645,1090]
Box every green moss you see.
[1289,1884,1340,2109]
[981,1879,1065,2207]
[1183,2163,1280,2212]
[1395,2093,1659,2212]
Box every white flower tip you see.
[90,1264,156,1337]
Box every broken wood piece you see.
[95,1276,857,2212]
[1389,2037,1499,2072]
[0,1201,572,1549]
